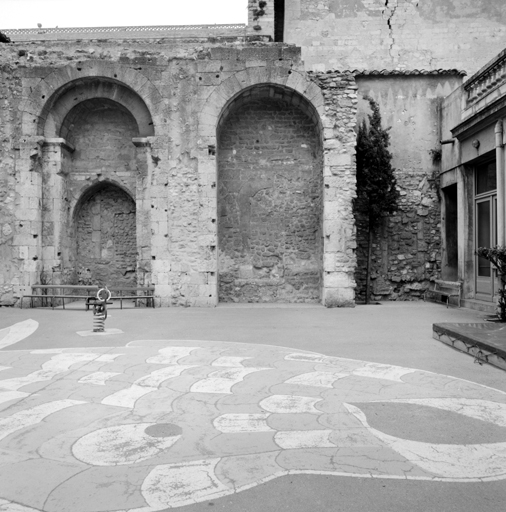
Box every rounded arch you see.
[20,62,162,137]
[71,179,135,223]
[72,180,137,287]
[198,67,325,143]
[40,77,154,138]
[217,83,323,139]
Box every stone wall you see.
[0,38,358,307]
[285,0,506,74]
[218,94,323,303]
[353,73,463,301]
[1,27,466,307]
[0,62,24,305]
[307,71,358,306]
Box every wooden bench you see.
[108,286,155,309]
[21,285,99,309]
[424,279,462,308]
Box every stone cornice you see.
[43,137,75,152]
[132,137,151,148]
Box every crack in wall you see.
[384,0,399,63]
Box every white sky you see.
[1,0,248,29]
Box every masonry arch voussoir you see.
[41,79,154,139]
[21,62,162,137]
[71,179,135,223]
[199,67,325,140]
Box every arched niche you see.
[71,182,137,287]
[33,75,154,290]
[38,76,154,138]
[217,84,324,303]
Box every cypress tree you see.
[355,97,400,303]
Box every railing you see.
[465,52,506,107]
[4,24,245,37]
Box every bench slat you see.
[22,285,155,309]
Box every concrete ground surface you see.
[0,302,505,512]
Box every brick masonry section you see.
[218,96,323,303]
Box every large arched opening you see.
[36,76,154,286]
[217,84,324,303]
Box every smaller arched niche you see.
[73,182,137,287]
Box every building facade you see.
[441,49,506,310]
[1,0,506,307]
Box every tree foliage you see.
[355,96,399,303]
[476,245,506,321]
[355,96,400,226]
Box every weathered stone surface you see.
[217,95,323,303]
[286,0,506,74]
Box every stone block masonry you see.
[286,0,506,74]
[0,39,358,307]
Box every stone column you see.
[322,149,356,308]
[12,136,44,301]
[133,137,154,289]
[196,145,218,307]
[41,138,74,284]
[502,119,506,247]
[457,165,473,297]
[495,121,505,246]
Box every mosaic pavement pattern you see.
[1,321,506,511]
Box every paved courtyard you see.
[1,303,505,511]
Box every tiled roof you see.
[309,69,467,76]
[352,69,467,76]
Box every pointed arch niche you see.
[217,84,324,303]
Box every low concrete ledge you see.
[433,322,506,371]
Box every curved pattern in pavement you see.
[0,339,505,511]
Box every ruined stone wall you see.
[0,63,26,305]
[285,0,506,74]
[69,102,138,178]
[353,73,463,300]
[306,71,358,306]
[218,96,323,303]
[0,39,358,307]
[67,102,139,286]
